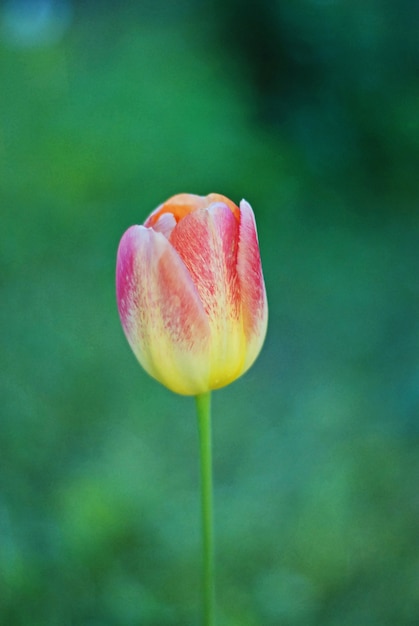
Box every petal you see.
[237,199,268,370]
[169,203,247,388]
[152,212,177,239]
[170,203,240,319]
[206,193,240,221]
[116,225,212,395]
[144,194,210,229]
[144,193,240,229]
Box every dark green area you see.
[1,2,418,624]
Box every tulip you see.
[116,193,268,625]
[116,193,268,396]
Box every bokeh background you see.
[1,1,419,624]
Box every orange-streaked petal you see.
[169,203,240,320]
[169,202,246,388]
[116,225,212,395]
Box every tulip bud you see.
[116,193,268,395]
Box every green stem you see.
[195,392,215,626]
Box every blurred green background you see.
[1,1,419,624]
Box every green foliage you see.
[1,3,418,625]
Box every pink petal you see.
[237,200,268,367]
[152,212,177,239]
[169,203,241,324]
[169,203,250,389]
[116,225,211,395]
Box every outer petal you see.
[237,199,268,371]
[169,203,246,389]
[116,225,211,395]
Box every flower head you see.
[116,193,267,395]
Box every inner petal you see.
[152,212,177,239]
[144,193,240,230]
